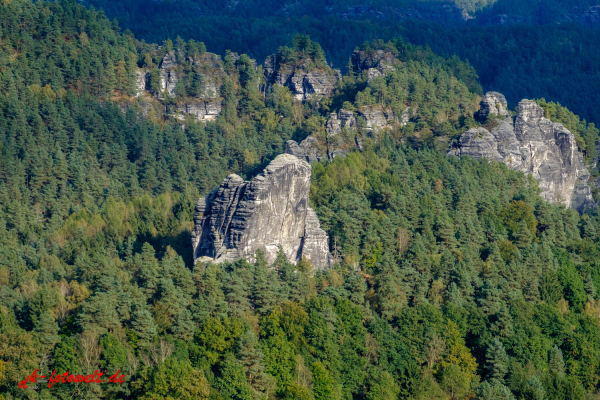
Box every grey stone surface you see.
[192,154,332,269]
[264,55,339,101]
[449,94,595,213]
[357,107,395,131]
[284,138,326,164]
[135,69,147,97]
[352,49,396,75]
[158,51,181,98]
[475,91,509,121]
[288,105,408,163]
[326,109,357,136]
[175,101,222,122]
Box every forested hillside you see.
[1,0,600,400]
[82,0,600,124]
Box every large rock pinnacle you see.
[449,93,595,213]
[192,154,332,268]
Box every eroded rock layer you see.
[192,154,332,269]
[287,106,409,163]
[135,51,225,122]
[264,55,341,101]
[449,93,595,213]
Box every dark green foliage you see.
[486,338,509,383]
[79,0,600,128]
[2,1,600,400]
[214,353,255,400]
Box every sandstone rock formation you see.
[325,109,357,136]
[352,49,396,81]
[264,54,341,101]
[134,51,225,122]
[285,138,326,164]
[135,69,147,97]
[158,51,181,98]
[288,106,410,163]
[175,101,222,122]
[475,92,509,121]
[192,154,332,269]
[449,93,595,213]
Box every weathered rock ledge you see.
[264,55,341,101]
[192,154,332,269]
[287,106,410,163]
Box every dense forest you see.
[1,0,600,400]
[82,0,600,124]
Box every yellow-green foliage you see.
[51,192,193,248]
[500,200,537,240]
[310,151,389,204]
[52,209,106,247]
[102,197,133,237]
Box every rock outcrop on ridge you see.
[287,106,410,163]
[192,154,332,269]
[264,54,341,101]
[475,92,509,121]
[448,93,595,213]
[135,51,224,122]
[352,49,397,82]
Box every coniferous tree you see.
[215,353,255,400]
[486,338,509,384]
[549,345,565,377]
[237,330,273,396]
[131,309,157,341]
[34,312,60,347]
[173,309,196,341]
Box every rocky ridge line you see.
[135,50,224,122]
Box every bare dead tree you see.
[126,350,139,375]
[79,330,102,371]
[149,338,174,365]
[426,332,446,370]
[396,227,410,255]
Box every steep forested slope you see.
[81,0,600,124]
[1,1,600,400]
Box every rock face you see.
[134,51,225,122]
[192,154,332,269]
[285,138,326,164]
[175,101,222,122]
[264,55,341,101]
[449,93,595,213]
[475,92,509,121]
[135,69,147,97]
[159,51,181,98]
[288,106,409,163]
[352,49,396,81]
